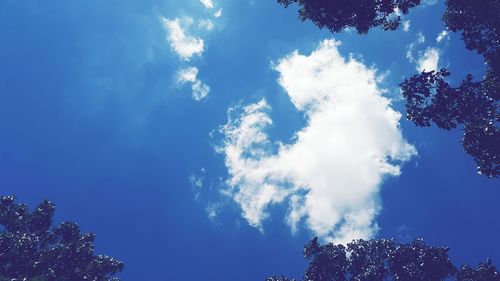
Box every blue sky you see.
[0,0,499,280]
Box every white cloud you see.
[436,30,450,43]
[417,47,440,72]
[192,80,210,100]
[188,168,206,200]
[190,174,203,189]
[163,3,223,102]
[177,67,210,101]
[200,0,214,9]
[190,168,207,200]
[190,176,203,200]
[162,17,204,60]
[402,20,411,32]
[217,40,416,244]
[206,202,222,222]
[199,19,214,31]
[214,9,223,18]
[177,66,198,83]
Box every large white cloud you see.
[217,40,416,244]
[161,17,204,61]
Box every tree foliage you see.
[0,195,123,281]
[267,237,500,281]
[443,0,500,70]
[401,0,499,177]
[457,259,500,281]
[277,0,500,177]
[400,69,499,177]
[276,0,421,33]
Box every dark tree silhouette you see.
[401,0,499,177]
[267,237,499,281]
[276,0,421,33]
[277,0,500,177]
[400,69,499,177]
[443,0,500,71]
[457,259,500,281]
[0,195,123,281]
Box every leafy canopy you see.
[0,195,123,281]
[401,0,499,177]
[277,0,421,33]
[267,237,500,281]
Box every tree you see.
[276,0,421,34]
[401,0,499,177]
[400,69,498,177]
[0,195,123,281]
[267,237,499,281]
[277,0,500,177]
[457,259,500,281]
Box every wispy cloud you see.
[216,40,416,244]
[436,30,450,43]
[406,32,426,62]
[177,67,210,100]
[189,168,206,200]
[206,202,223,222]
[214,9,223,18]
[422,0,438,5]
[162,17,204,61]
[199,19,214,31]
[417,32,425,44]
[402,20,411,32]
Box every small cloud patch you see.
[162,17,204,61]
[177,67,210,101]
[436,30,450,43]
[402,20,411,32]
[200,0,215,9]
[417,47,440,72]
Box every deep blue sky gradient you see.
[1,1,499,280]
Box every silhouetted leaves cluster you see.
[401,0,499,177]
[457,259,500,281]
[277,0,420,33]
[401,69,499,177]
[443,0,500,71]
[0,196,123,281]
[267,237,499,281]
[277,0,499,177]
